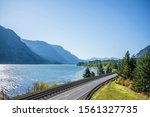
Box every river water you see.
[0,64,88,97]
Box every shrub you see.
[0,89,9,100]
[124,79,131,87]
[116,76,133,88]
[32,82,59,92]
[116,76,125,86]
[49,83,58,89]
[0,90,4,100]
[128,83,133,89]
[0,96,4,100]
[32,82,49,92]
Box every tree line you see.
[118,51,150,93]
[82,60,117,78]
[80,50,150,94]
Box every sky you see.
[0,0,150,59]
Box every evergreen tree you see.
[118,51,136,79]
[90,71,95,77]
[130,55,136,79]
[117,59,122,73]
[133,55,150,93]
[122,51,131,78]
[112,61,118,69]
[97,62,104,75]
[83,68,91,78]
[106,64,112,73]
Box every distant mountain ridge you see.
[22,39,80,64]
[1,25,149,64]
[0,25,49,64]
[136,45,150,58]
[86,57,119,61]
[0,25,80,64]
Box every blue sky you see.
[0,0,150,59]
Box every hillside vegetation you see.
[90,81,150,100]
[79,46,150,99]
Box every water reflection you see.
[0,64,85,97]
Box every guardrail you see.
[14,72,117,100]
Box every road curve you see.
[48,73,118,100]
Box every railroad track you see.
[17,72,116,100]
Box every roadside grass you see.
[90,81,150,100]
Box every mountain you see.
[86,57,119,61]
[0,26,49,64]
[136,45,150,58]
[22,39,80,64]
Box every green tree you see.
[117,59,122,73]
[97,62,104,75]
[106,64,112,73]
[32,82,49,92]
[133,55,150,93]
[83,68,91,78]
[122,51,131,78]
[112,61,118,69]
[130,55,136,79]
[90,71,95,77]
[118,52,136,79]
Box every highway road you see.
[48,73,118,100]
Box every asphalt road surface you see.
[48,73,118,100]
